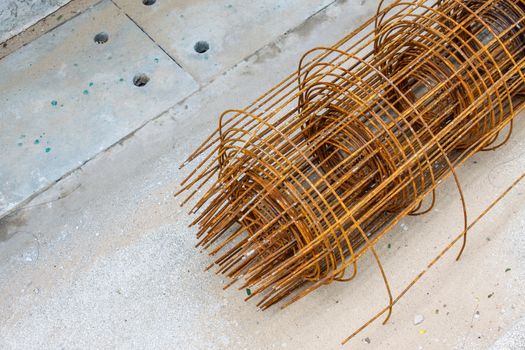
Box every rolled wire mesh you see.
[177,0,525,341]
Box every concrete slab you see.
[0,0,103,61]
[1,0,524,349]
[0,0,198,218]
[113,0,335,83]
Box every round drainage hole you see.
[143,0,156,5]
[94,32,109,44]
[194,41,210,54]
[133,73,150,87]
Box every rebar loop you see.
[177,0,525,342]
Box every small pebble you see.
[414,314,425,325]
[364,337,371,344]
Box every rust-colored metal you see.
[177,0,525,343]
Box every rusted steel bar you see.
[177,0,525,342]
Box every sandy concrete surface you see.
[0,0,72,43]
[1,0,524,349]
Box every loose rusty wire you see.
[177,0,525,343]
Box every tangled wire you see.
[177,0,525,343]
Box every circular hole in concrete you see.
[194,41,210,54]
[143,0,156,5]
[133,73,150,87]
[94,32,109,44]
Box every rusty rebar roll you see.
[177,0,525,338]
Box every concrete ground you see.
[1,0,524,349]
[0,0,72,43]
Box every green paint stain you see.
[119,78,124,82]
[51,100,58,106]
[83,89,89,95]
[246,288,252,296]
[56,14,63,21]
[20,134,26,138]
[505,268,511,272]
[154,58,159,63]
[17,142,23,147]
[34,139,40,145]
[227,4,233,8]
[387,243,391,249]
[45,147,52,153]
[89,82,94,87]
